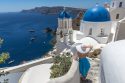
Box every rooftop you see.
[83,5,110,22]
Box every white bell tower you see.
[110,0,125,21]
[56,8,74,53]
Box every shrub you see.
[0,38,10,64]
[50,53,72,78]
[0,52,10,64]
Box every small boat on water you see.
[0,38,4,45]
[28,29,35,32]
[43,42,46,44]
[8,60,15,64]
[30,37,35,41]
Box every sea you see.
[0,12,58,68]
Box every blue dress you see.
[79,57,90,77]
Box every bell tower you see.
[56,8,74,53]
[110,0,125,21]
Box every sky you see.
[0,0,111,12]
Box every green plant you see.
[53,55,62,64]
[0,52,10,64]
[50,53,72,78]
[0,38,10,64]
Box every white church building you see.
[56,0,125,53]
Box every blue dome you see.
[83,5,110,22]
[59,10,71,19]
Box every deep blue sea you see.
[0,12,58,68]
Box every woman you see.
[73,44,93,80]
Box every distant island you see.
[21,6,86,15]
[22,6,87,30]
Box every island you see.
[21,6,86,30]
[21,6,86,15]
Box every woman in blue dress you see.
[74,44,93,80]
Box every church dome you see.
[83,5,110,22]
[59,10,71,19]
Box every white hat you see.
[70,43,82,54]
[76,44,91,54]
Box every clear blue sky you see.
[0,0,111,12]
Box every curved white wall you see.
[2,57,53,73]
[47,59,80,83]
[100,40,125,83]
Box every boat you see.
[30,37,35,41]
[0,38,4,45]
[43,42,46,44]
[8,60,15,64]
[28,29,35,32]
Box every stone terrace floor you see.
[81,58,100,83]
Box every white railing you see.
[1,57,53,73]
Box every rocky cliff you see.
[22,6,87,30]
[21,6,86,15]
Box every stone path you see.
[81,58,100,83]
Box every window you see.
[112,2,114,7]
[89,28,92,35]
[98,28,108,37]
[119,2,122,7]
[100,28,104,36]
[116,14,119,19]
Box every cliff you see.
[21,6,87,30]
[21,6,86,15]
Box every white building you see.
[109,0,125,42]
[110,0,125,21]
[56,0,125,52]
[80,4,112,44]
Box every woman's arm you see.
[72,52,79,60]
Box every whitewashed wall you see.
[80,21,112,43]
[2,57,53,73]
[110,8,125,21]
[110,0,125,9]
[100,40,125,83]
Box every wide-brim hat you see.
[70,43,82,54]
[76,44,91,54]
